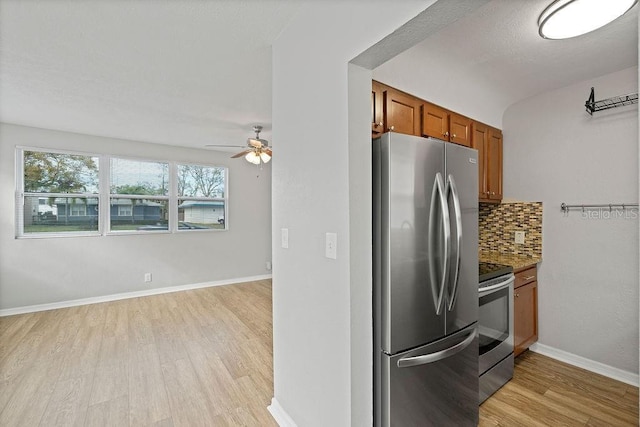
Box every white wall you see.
[503,67,639,375]
[271,1,434,426]
[0,123,272,310]
[372,38,504,128]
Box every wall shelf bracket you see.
[585,87,638,115]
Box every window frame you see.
[16,147,102,238]
[107,156,171,235]
[15,147,229,238]
[176,162,228,233]
[117,204,132,217]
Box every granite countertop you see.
[479,251,540,270]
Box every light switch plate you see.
[325,232,337,259]
[281,228,289,249]
[515,231,525,245]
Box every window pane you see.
[110,198,169,231]
[177,165,225,198]
[110,158,169,196]
[22,195,99,233]
[24,151,98,193]
[178,200,225,229]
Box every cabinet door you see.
[471,122,488,200]
[421,102,449,140]
[487,127,503,201]
[384,88,421,136]
[449,113,472,147]
[514,280,538,357]
[372,81,384,138]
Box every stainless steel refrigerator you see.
[373,132,479,426]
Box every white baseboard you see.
[0,274,272,317]
[530,343,639,387]
[268,397,298,427]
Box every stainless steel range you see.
[478,262,514,403]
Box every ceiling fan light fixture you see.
[260,152,272,163]
[538,0,637,40]
[245,151,261,165]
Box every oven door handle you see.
[479,275,515,296]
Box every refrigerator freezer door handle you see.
[445,174,463,311]
[428,173,450,315]
[396,329,476,368]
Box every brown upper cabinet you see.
[372,80,384,138]
[383,87,421,136]
[421,102,472,147]
[372,81,421,137]
[486,127,503,202]
[471,122,489,200]
[372,80,503,203]
[472,122,503,203]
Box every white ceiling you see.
[0,0,302,149]
[0,0,637,150]
[402,0,638,113]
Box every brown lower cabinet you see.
[514,265,538,356]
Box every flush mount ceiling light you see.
[538,0,638,40]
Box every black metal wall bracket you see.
[585,87,638,115]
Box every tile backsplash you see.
[478,202,542,258]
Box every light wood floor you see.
[0,279,276,426]
[480,351,639,426]
[1,279,638,426]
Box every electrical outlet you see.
[266,261,272,271]
[514,231,525,245]
[325,232,337,259]
[281,228,289,249]
[144,273,152,282]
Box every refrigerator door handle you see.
[396,329,476,368]
[445,174,463,311]
[428,173,450,315]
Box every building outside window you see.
[177,164,227,230]
[109,158,169,232]
[18,149,99,235]
[16,148,227,237]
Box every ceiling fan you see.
[206,125,272,165]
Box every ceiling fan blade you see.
[205,144,246,148]
[264,147,273,156]
[231,149,253,158]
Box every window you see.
[117,205,132,217]
[70,203,87,216]
[19,149,99,235]
[177,164,227,230]
[16,148,228,237]
[109,158,169,232]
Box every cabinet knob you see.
[515,293,520,298]
[452,134,457,138]
[444,131,449,137]
[491,192,496,195]
[374,122,383,127]
[389,125,395,131]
